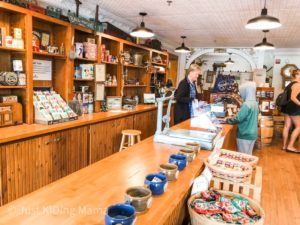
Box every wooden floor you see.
[254,139,300,225]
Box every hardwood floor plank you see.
[254,139,300,225]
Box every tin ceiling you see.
[40,0,300,49]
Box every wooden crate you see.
[210,166,262,203]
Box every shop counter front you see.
[0,120,234,225]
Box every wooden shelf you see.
[0,86,26,89]
[0,46,25,53]
[152,62,167,67]
[74,78,95,81]
[257,97,274,101]
[124,85,147,88]
[33,51,66,59]
[124,64,146,69]
[105,85,118,88]
[101,61,118,65]
[75,57,97,62]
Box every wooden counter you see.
[0,120,234,225]
[0,104,160,145]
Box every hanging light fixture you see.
[130,12,154,38]
[174,36,191,53]
[254,30,275,50]
[245,0,281,30]
[225,53,234,65]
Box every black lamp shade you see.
[130,13,155,38]
[246,8,281,30]
[175,43,191,53]
[225,57,234,64]
[254,37,275,50]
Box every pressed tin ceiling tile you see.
[39,0,300,48]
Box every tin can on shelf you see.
[74,66,81,79]
[88,93,93,103]
[79,86,89,93]
[88,103,94,114]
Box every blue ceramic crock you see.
[169,154,187,171]
[144,173,167,196]
[105,203,136,225]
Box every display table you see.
[0,120,234,225]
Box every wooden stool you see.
[119,129,141,151]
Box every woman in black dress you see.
[282,69,300,153]
[174,64,202,125]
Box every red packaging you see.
[28,3,45,14]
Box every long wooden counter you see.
[0,120,234,225]
[0,104,161,144]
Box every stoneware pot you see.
[144,173,167,196]
[125,186,152,213]
[159,163,179,182]
[178,148,196,163]
[105,203,136,225]
[169,154,187,171]
[185,142,201,155]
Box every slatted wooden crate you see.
[210,166,262,203]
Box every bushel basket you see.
[188,190,265,225]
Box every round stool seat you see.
[119,129,142,151]
[122,129,142,136]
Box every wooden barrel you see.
[273,116,284,138]
[257,116,274,147]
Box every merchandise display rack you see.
[0,1,170,124]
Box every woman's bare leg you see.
[283,115,292,149]
[287,116,300,151]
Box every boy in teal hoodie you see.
[226,82,259,155]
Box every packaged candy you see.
[222,211,245,222]
[191,190,261,224]
[231,196,248,212]
[192,201,222,215]
[246,204,258,217]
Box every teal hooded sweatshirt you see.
[226,82,259,140]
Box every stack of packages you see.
[191,190,261,224]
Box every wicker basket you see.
[204,158,252,183]
[188,190,265,225]
[218,149,259,167]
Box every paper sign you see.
[33,59,52,80]
[95,64,106,82]
[202,166,213,181]
[191,175,209,196]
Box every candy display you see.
[190,190,261,224]
[214,160,247,171]
[217,149,259,167]
[205,158,252,183]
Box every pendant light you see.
[245,0,281,30]
[254,30,275,50]
[225,53,234,65]
[174,36,191,53]
[130,12,154,38]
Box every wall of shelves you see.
[0,1,173,124]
